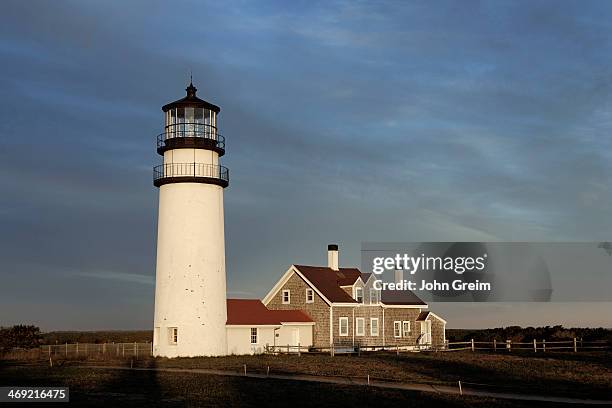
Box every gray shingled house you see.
[262,245,446,350]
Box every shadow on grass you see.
[368,352,610,399]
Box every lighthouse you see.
[152,81,229,357]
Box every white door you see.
[291,328,300,346]
[420,321,431,344]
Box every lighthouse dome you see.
[162,82,220,113]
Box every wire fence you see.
[40,342,153,359]
[3,337,607,361]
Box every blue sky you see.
[0,0,611,329]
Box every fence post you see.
[396,345,399,356]
[65,343,68,357]
[76,343,79,356]
[48,345,51,358]
[493,339,497,352]
[533,339,537,352]
[122,343,125,357]
[134,342,137,358]
[573,337,577,352]
[298,343,301,357]
[543,339,546,352]
[471,339,474,352]
[506,340,511,352]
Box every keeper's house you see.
[227,245,446,354]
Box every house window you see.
[370,318,379,336]
[169,327,178,345]
[282,290,290,304]
[369,288,379,304]
[339,317,349,336]
[394,321,401,338]
[355,287,363,303]
[306,288,314,303]
[403,321,411,337]
[250,328,258,344]
[355,318,365,336]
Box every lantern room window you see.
[164,107,216,138]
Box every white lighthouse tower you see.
[152,81,229,357]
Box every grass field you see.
[1,350,610,406]
[0,362,593,408]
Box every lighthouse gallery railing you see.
[153,163,229,183]
[156,123,225,151]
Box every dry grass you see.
[115,351,612,398]
[0,363,581,408]
[4,350,610,401]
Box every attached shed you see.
[226,299,314,355]
[416,311,447,346]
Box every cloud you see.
[1,0,612,329]
[72,271,154,286]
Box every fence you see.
[41,342,153,359]
[26,338,611,360]
[265,343,437,356]
[446,338,610,352]
[265,338,609,356]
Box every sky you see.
[0,0,610,330]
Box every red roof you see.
[294,265,360,303]
[381,290,427,306]
[294,265,426,306]
[226,299,313,325]
[416,311,430,321]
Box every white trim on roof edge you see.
[381,304,428,309]
[262,265,333,306]
[261,265,428,308]
[280,321,316,326]
[424,311,447,324]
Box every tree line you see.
[447,325,612,342]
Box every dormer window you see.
[355,287,363,303]
[369,288,379,304]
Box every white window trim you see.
[354,287,363,303]
[355,317,365,336]
[393,321,402,338]
[339,317,349,337]
[369,288,379,304]
[305,288,314,303]
[169,327,178,345]
[250,328,258,344]
[370,318,379,336]
[282,289,290,304]
[402,321,411,337]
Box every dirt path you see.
[81,365,612,405]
